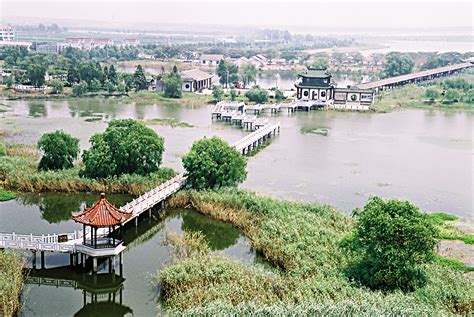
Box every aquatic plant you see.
[0,251,24,316]
[161,190,474,315]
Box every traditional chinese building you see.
[181,69,213,92]
[295,67,375,110]
[72,193,131,273]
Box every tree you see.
[230,87,237,101]
[27,63,47,87]
[217,60,238,88]
[342,197,436,292]
[380,52,414,79]
[163,67,182,98]
[67,66,80,85]
[425,88,440,101]
[245,88,268,103]
[88,78,101,92]
[444,89,461,103]
[72,81,88,95]
[49,80,64,94]
[309,59,329,69]
[133,64,147,91]
[82,119,164,178]
[240,63,257,88]
[212,85,224,102]
[38,130,80,171]
[105,79,116,93]
[4,76,13,88]
[182,137,247,190]
[274,89,285,101]
[108,65,118,85]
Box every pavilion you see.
[72,193,132,272]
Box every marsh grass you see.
[0,251,24,317]
[0,189,16,201]
[428,213,474,245]
[0,154,176,196]
[161,190,474,315]
[142,117,194,128]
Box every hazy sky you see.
[1,0,472,30]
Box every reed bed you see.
[161,190,474,315]
[0,251,24,317]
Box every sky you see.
[1,0,472,30]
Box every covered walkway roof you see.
[357,62,472,90]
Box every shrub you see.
[245,88,268,103]
[425,88,440,101]
[342,197,437,291]
[82,119,164,178]
[212,85,224,101]
[37,130,80,171]
[48,80,64,94]
[72,81,88,95]
[444,89,461,103]
[182,137,247,189]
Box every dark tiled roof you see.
[298,68,331,78]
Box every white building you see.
[0,25,15,41]
[181,69,213,92]
[58,38,114,51]
[199,54,224,66]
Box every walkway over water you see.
[0,123,280,264]
[356,62,472,91]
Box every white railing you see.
[0,232,76,253]
[232,122,280,151]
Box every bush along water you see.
[160,190,474,315]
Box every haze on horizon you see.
[1,0,472,32]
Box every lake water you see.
[1,97,473,315]
[1,97,472,218]
[0,194,261,316]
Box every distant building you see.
[0,24,31,48]
[58,38,113,51]
[181,69,213,92]
[295,68,374,110]
[123,38,140,46]
[36,42,59,54]
[200,54,224,66]
[0,24,14,41]
[249,54,268,66]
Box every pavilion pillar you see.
[94,227,98,248]
[92,257,97,273]
[32,251,36,269]
[40,251,45,269]
[83,224,86,245]
[119,252,123,277]
[81,254,86,268]
[108,257,113,273]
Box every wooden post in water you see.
[40,251,45,269]
[32,250,36,269]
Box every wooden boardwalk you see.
[0,123,281,260]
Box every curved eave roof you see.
[72,193,132,227]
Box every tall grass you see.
[0,155,176,196]
[0,251,24,317]
[428,213,474,246]
[161,190,474,315]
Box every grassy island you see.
[160,190,473,315]
[0,251,24,317]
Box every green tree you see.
[245,88,268,103]
[182,137,247,190]
[380,52,414,79]
[72,81,88,95]
[108,64,118,84]
[48,80,64,94]
[82,119,164,178]
[105,79,116,93]
[425,88,440,101]
[163,67,182,98]
[274,89,285,101]
[212,85,224,101]
[342,197,436,292]
[4,76,13,88]
[133,64,147,91]
[309,59,329,69]
[217,60,238,88]
[37,130,80,171]
[67,66,80,85]
[240,63,257,88]
[230,87,237,101]
[88,78,101,92]
[444,89,461,103]
[27,63,47,87]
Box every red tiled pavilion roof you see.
[72,193,132,227]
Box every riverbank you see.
[0,251,24,317]
[0,86,213,107]
[161,190,473,315]
[0,143,176,196]
[372,72,474,112]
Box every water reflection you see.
[27,102,47,118]
[17,193,133,224]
